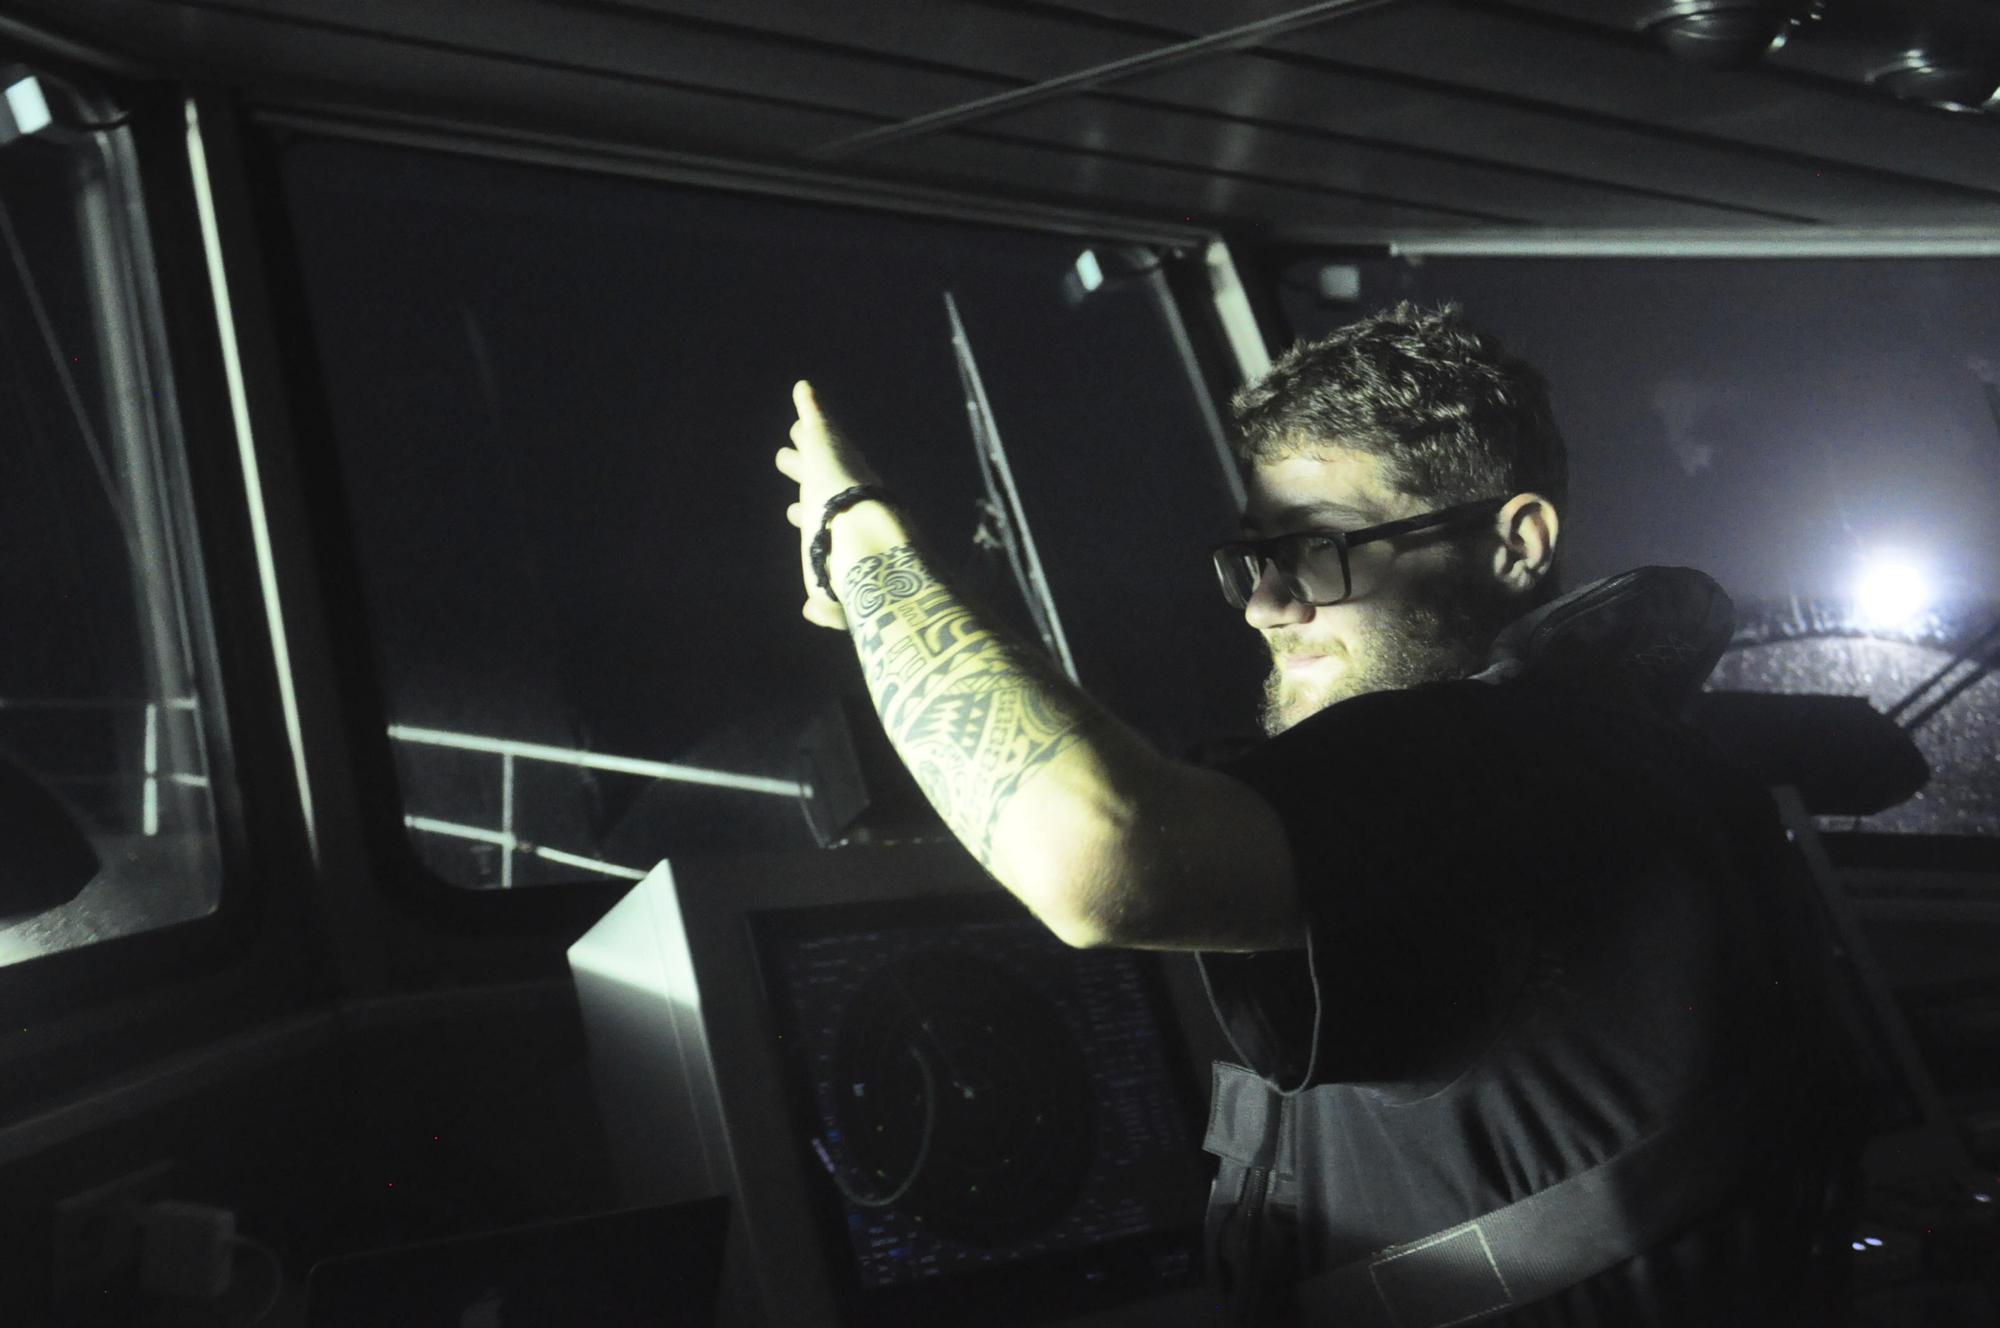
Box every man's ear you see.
[1492,493,1560,595]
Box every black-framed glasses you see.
[1210,497,1510,609]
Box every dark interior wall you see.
[0,983,618,1322]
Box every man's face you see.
[1242,448,1512,736]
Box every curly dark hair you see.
[1231,303,1568,513]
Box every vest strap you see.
[1294,1075,1759,1328]
[1203,1061,1293,1173]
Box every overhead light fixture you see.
[1869,50,2000,112]
[1073,248,1104,296]
[1060,248,1105,308]
[1060,245,1160,307]
[1644,3,1809,70]
[0,71,53,146]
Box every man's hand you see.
[776,380,882,632]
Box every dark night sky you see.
[1,135,141,808]
[279,137,1258,867]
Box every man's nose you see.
[1243,561,1314,629]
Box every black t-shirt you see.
[1198,679,1851,1326]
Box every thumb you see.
[803,597,848,631]
[793,379,822,422]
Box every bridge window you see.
[0,74,223,967]
[270,136,1244,888]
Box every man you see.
[775,304,1852,1325]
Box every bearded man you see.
[776,304,1853,1326]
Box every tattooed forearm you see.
[842,544,1096,865]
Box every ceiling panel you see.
[981,96,1804,226]
[1508,0,2000,85]
[41,0,886,155]
[1265,1,2000,192]
[867,126,1524,231]
[6,0,1997,246]
[1112,58,2000,225]
[999,0,1396,40]
[578,0,1168,84]
[132,0,1013,120]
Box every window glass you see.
[274,138,1252,888]
[0,80,222,966]
[1278,257,2000,836]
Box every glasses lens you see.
[1287,536,1348,604]
[1213,548,1260,608]
[1212,537,1349,607]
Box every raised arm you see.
[776,382,1302,952]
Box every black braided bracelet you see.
[809,484,895,603]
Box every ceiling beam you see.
[1388,227,2000,257]
[809,0,1410,159]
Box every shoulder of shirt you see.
[1291,677,1512,731]
[1217,680,1514,782]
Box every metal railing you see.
[0,696,207,835]
[0,700,807,885]
[386,725,807,888]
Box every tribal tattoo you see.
[842,545,1095,865]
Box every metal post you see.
[500,751,515,890]
[187,97,318,863]
[143,701,159,837]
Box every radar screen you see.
[753,891,1208,1326]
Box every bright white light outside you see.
[1853,550,1934,629]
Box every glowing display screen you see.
[754,894,1207,1324]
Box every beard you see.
[1258,565,1514,737]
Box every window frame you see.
[0,63,315,1064]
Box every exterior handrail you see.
[386,724,804,798]
[389,723,805,888]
